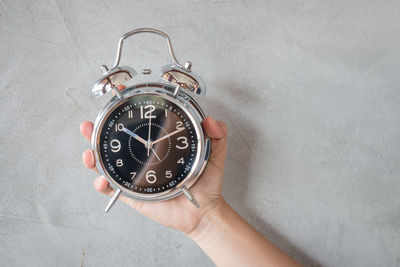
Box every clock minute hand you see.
[152,128,184,145]
[121,127,147,146]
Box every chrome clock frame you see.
[89,28,210,212]
[91,83,210,207]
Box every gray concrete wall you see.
[1,1,399,266]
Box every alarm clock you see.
[90,28,210,212]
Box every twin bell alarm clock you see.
[90,28,210,212]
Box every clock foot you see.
[182,186,200,208]
[105,189,121,212]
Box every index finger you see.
[80,121,94,141]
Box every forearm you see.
[189,200,301,267]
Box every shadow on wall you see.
[205,82,322,267]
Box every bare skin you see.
[80,117,300,267]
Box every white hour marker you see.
[140,105,156,119]
[176,121,184,130]
[146,170,157,184]
[110,139,121,152]
[128,110,133,118]
[166,171,172,178]
[177,157,184,164]
[176,136,188,149]
[130,172,137,180]
[165,109,168,117]
[116,159,123,167]
[115,123,124,132]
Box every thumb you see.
[202,117,228,169]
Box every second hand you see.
[147,116,152,157]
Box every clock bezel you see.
[91,83,210,202]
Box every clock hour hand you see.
[152,128,184,145]
[121,127,147,146]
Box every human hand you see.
[80,116,228,235]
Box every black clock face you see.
[98,94,199,194]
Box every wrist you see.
[188,198,231,244]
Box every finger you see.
[82,149,99,173]
[202,117,228,168]
[93,176,142,210]
[202,116,227,140]
[80,121,94,142]
[94,176,114,196]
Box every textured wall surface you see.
[1,1,399,266]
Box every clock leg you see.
[181,186,200,208]
[104,189,122,212]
